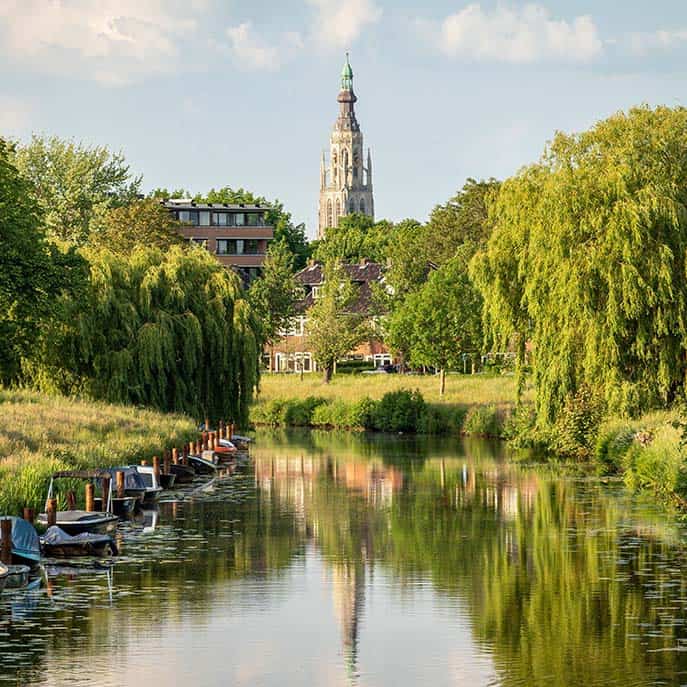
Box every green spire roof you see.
[341,53,353,90]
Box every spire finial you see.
[341,53,353,91]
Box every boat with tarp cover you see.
[0,516,41,568]
[41,526,118,558]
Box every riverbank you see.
[252,372,525,436]
[0,389,197,514]
[253,374,687,508]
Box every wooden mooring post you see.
[153,455,161,481]
[85,483,95,512]
[172,447,179,465]
[66,490,77,510]
[22,507,34,524]
[0,518,12,565]
[101,476,111,512]
[47,498,57,527]
[116,470,125,498]
[163,451,171,475]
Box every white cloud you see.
[224,22,305,71]
[435,3,603,63]
[308,0,382,50]
[0,95,30,134]
[0,0,207,84]
[627,29,687,56]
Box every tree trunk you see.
[439,368,446,397]
[324,364,333,384]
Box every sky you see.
[2,1,687,238]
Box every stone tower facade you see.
[318,55,374,238]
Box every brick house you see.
[266,260,392,373]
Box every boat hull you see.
[37,512,119,535]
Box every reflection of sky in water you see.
[2,430,687,686]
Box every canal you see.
[2,429,687,686]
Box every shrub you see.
[463,405,502,437]
[622,425,685,501]
[336,360,376,375]
[552,386,606,460]
[284,396,326,426]
[418,404,466,435]
[594,423,635,474]
[372,389,426,433]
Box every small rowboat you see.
[41,526,118,558]
[159,473,176,490]
[37,510,119,535]
[38,470,120,535]
[188,451,219,473]
[169,463,195,483]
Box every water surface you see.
[2,430,687,686]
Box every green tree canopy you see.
[306,260,369,383]
[248,241,298,347]
[388,246,483,394]
[424,178,500,265]
[90,198,185,254]
[30,245,258,424]
[0,138,87,384]
[12,135,142,244]
[473,105,687,424]
[314,213,394,264]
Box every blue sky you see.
[2,1,687,238]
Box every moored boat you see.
[41,526,118,558]
[169,463,195,483]
[187,450,219,473]
[0,563,8,593]
[0,516,41,568]
[159,472,176,489]
[134,465,163,502]
[37,470,119,535]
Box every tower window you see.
[327,199,333,228]
[360,198,366,214]
[349,198,355,212]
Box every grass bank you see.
[252,373,526,437]
[0,389,197,514]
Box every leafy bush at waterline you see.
[251,389,508,437]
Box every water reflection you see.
[1,430,687,686]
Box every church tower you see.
[318,54,374,238]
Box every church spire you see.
[341,52,353,91]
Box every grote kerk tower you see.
[318,55,374,238]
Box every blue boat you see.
[0,516,41,568]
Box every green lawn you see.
[257,371,527,408]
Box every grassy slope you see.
[0,389,197,514]
[256,372,527,407]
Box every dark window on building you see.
[189,210,199,226]
[244,239,259,254]
[179,210,190,223]
[234,213,245,226]
[212,212,228,226]
[245,213,263,226]
[216,239,230,255]
[199,211,210,226]
[190,237,207,248]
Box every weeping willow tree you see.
[32,245,259,424]
[472,106,687,425]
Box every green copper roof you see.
[341,53,353,90]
